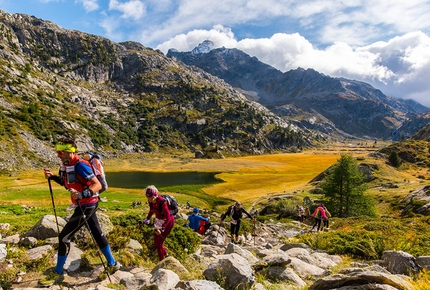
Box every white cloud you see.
[108,0,145,21]
[75,0,99,12]
[99,14,123,41]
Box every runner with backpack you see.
[141,185,175,261]
[220,201,254,244]
[39,137,120,286]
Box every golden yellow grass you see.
[1,152,341,207]
[3,144,421,210]
[107,152,347,206]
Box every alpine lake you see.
[105,171,223,189]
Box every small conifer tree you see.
[388,151,402,168]
[322,154,376,218]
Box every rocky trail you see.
[1,214,424,290]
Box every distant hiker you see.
[304,206,311,224]
[40,137,119,286]
[187,207,211,234]
[310,204,327,232]
[322,205,331,229]
[220,201,254,244]
[296,205,305,223]
[142,185,175,261]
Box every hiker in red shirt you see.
[310,204,327,232]
[39,137,119,286]
[142,185,175,261]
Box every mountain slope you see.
[167,41,430,139]
[0,10,315,172]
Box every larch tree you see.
[321,154,376,218]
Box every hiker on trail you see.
[141,185,175,261]
[220,201,254,244]
[322,205,331,229]
[304,207,311,224]
[296,204,305,223]
[40,137,120,286]
[187,207,211,234]
[310,204,327,232]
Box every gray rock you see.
[1,233,20,245]
[176,280,224,290]
[416,256,430,270]
[127,238,143,254]
[63,243,83,272]
[152,256,189,275]
[26,245,52,260]
[309,267,414,290]
[203,253,255,290]
[150,268,180,290]
[285,247,338,269]
[380,250,420,275]
[280,242,311,251]
[224,243,259,265]
[255,251,291,270]
[20,236,37,247]
[288,257,326,277]
[23,215,66,239]
[260,266,306,287]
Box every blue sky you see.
[1,0,430,107]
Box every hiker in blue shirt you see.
[187,208,211,234]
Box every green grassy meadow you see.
[0,151,344,228]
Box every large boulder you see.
[260,266,306,287]
[203,253,255,290]
[23,215,66,239]
[224,242,259,265]
[309,265,414,290]
[380,251,420,275]
[149,268,180,290]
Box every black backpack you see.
[159,194,179,216]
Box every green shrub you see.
[109,214,201,263]
[295,230,385,259]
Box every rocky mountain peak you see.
[192,40,215,54]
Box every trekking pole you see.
[75,198,112,283]
[47,177,60,235]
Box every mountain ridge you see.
[167,41,430,140]
[0,10,316,172]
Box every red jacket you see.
[312,206,328,219]
[60,155,99,205]
[146,195,174,230]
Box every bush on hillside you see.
[388,151,402,167]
